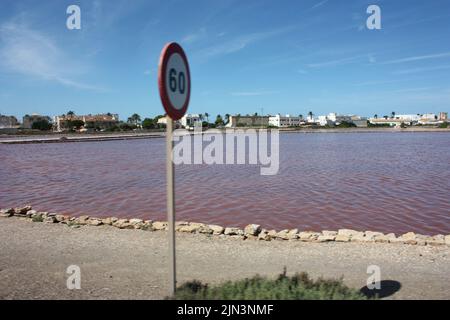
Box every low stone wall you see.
[1,206,449,246]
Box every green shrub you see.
[337,121,356,128]
[32,215,44,222]
[173,271,368,300]
[439,122,448,128]
[32,120,53,131]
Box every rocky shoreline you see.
[1,205,449,246]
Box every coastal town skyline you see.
[1,0,450,121]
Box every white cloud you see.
[199,27,294,58]
[182,28,207,44]
[0,21,103,91]
[230,90,279,96]
[307,55,365,68]
[382,52,450,64]
[310,0,328,10]
[393,65,450,75]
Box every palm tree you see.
[391,111,396,119]
[308,111,313,122]
[224,114,230,124]
[374,114,378,119]
[67,111,75,116]
[204,112,209,123]
[127,113,141,126]
[215,114,224,126]
[299,114,303,120]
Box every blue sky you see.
[0,0,449,121]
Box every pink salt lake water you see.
[1,132,449,235]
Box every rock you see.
[427,236,445,246]
[76,216,90,225]
[209,225,225,235]
[55,214,70,223]
[374,235,390,243]
[338,229,362,238]
[322,230,337,236]
[178,223,201,233]
[335,234,351,242]
[244,224,262,236]
[268,230,278,238]
[401,232,416,240]
[299,232,319,242]
[175,222,189,231]
[26,210,37,218]
[0,208,14,217]
[275,230,290,240]
[317,234,336,242]
[378,233,398,243]
[445,235,450,246]
[365,231,384,238]
[224,227,243,236]
[44,216,57,223]
[258,229,271,241]
[113,219,134,229]
[141,220,154,231]
[351,233,374,242]
[102,217,118,225]
[191,223,213,234]
[399,232,417,245]
[14,205,32,216]
[88,219,103,226]
[129,219,144,229]
[152,221,168,231]
[286,229,299,240]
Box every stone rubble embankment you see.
[1,205,449,246]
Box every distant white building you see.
[317,113,356,126]
[268,114,301,127]
[318,115,333,126]
[395,114,421,122]
[327,113,353,124]
[180,114,201,129]
[418,113,440,125]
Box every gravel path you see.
[0,218,449,300]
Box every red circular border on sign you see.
[158,42,191,120]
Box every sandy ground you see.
[0,217,449,300]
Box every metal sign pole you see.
[158,42,190,297]
[166,117,176,297]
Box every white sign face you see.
[165,53,189,110]
[158,42,190,120]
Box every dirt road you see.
[0,218,448,299]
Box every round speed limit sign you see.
[158,42,191,120]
